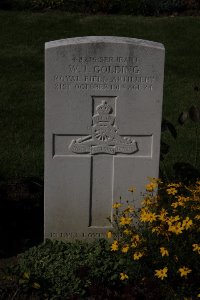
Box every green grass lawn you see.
[0,11,199,179]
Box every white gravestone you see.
[45,36,165,240]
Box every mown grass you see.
[0,11,199,179]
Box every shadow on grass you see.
[0,177,43,258]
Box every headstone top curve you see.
[45,36,165,50]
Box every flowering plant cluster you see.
[108,179,200,299]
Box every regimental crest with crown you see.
[69,100,138,155]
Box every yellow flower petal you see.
[107,231,112,238]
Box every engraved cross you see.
[69,96,138,227]
[53,96,151,228]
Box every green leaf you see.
[189,105,200,122]
[32,282,41,289]
[160,141,170,155]
[161,119,177,138]
[22,272,30,280]
[178,111,188,125]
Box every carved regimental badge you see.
[69,100,138,155]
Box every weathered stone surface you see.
[45,36,165,240]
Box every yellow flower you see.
[147,177,162,184]
[155,267,168,280]
[107,231,112,238]
[159,209,168,221]
[140,211,157,223]
[152,226,161,234]
[111,240,119,251]
[131,234,140,242]
[121,245,129,253]
[120,272,129,280]
[146,182,157,192]
[123,229,132,235]
[166,187,178,195]
[190,202,200,210]
[160,247,169,257]
[197,294,200,298]
[167,183,181,188]
[124,205,134,213]
[171,201,183,208]
[167,215,180,226]
[168,222,183,235]
[142,197,152,206]
[195,214,200,220]
[119,217,126,225]
[178,266,192,277]
[131,242,137,248]
[128,187,136,193]
[131,235,141,247]
[182,217,193,230]
[148,213,157,222]
[133,252,143,260]
[177,195,190,203]
[119,216,132,226]
[192,243,200,254]
[112,202,121,209]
